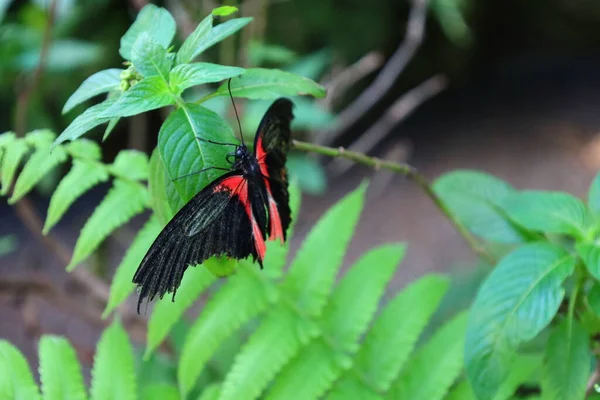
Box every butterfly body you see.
[133,98,294,312]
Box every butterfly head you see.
[226,144,253,170]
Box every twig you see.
[323,0,429,145]
[587,367,600,396]
[14,0,58,137]
[321,51,385,110]
[328,74,448,176]
[291,139,497,264]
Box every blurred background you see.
[1,0,600,374]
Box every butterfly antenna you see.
[228,78,245,146]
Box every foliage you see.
[434,169,600,400]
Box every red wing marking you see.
[267,194,284,243]
[213,175,266,261]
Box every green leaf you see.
[207,68,326,100]
[542,319,591,400]
[590,172,600,216]
[265,339,341,400]
[119,4,176,60]
[504,191,589,238]
[140,384,179,400]
[178,265,275,396]
[9,146,68,203]
[187,17,252,62]
[103,117,121,141]
[219,304,318,400]
[212,5,238,16]
[445,380,476,400]
[148,148,178,225]
[490,354,542,400]
[389,312,468,400]
[170,63,245,95]
[44,160,109,234]
[286,153,326,195]
[67,180,148,271]
[282,182,367,315]
[65,139,102,160]
[337,275,449,393]
[145,264,217,358]
[433,170,525,243]
[322,244,406,350]
[576,242,600,280]
[63,69,123,114]
[197,384,221,400]
[38,336,86,400]
[90,320,136,400]
[588,284,600,316]
[465,243,576,400]
[100,77,175,118]
[25,129,56,147]
[158,103,235,203]
[131,33,171,80]
[108,150,149,181]
[266,245,406,400]
[0,340,41,400]
[104,216,162,317]
[0,139,28,195]
[176,14,212,65]
[54,98,116,146]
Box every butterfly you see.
[133,98,294,312]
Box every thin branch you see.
[14,0,58,137]
[328,74,448,176]
[292,139,497,264]
[323,0,429,145]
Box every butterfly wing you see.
[254,98,294,242]
[133,171,267,312]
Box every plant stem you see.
[291,139,497,264]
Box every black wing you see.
[254,98,294,240]
[132,171,268,312]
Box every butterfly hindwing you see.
[133,171,267,312]
[254,98,294,241]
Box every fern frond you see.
[325,373,383,400]
[282,182,366,316]
[90,320,136,400]
[331,275,449,395]
[0,139,29,195]
[38,335,87,400]
[388,312,467,399]
[104,216,162,317]
[219,304,318,400]
[321,244,406,351]
[0,339,41,400]
[65,139,102,160]
[265,339,341,400]
[44,160,109,233]
[197,384,221,400]
[108,150,149,181]
[139,383,180,400]
[145,263,216,358]
[178,264,274,397]
[67,179,149,271]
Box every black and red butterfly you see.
[132,98,294,312]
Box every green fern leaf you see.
[44,160,109,234]
[103,216,162,317]
[9,146,68,203]
[322,244,406,350]
[67,179,149,271]
[90,320,136,400]
[139,383,180,400]
[65,139,102,160]
[0,131,16,166]
[325,374,382,400]
[108,150,149,181]
[388,312,467,399]
[148,148,177,225]
[178,264,275,396]
[265,245,406,399]
[445,379,476,400]
[331,274,449,395]
[196,384,221,400]
[266,339,340,400]
[25,129,56,147]
[219,304,318,400]
[145,262,217,358]
[282,182,367,316]
[0,340,41,400]
[38,335,87,400]
[1,139,28,195]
